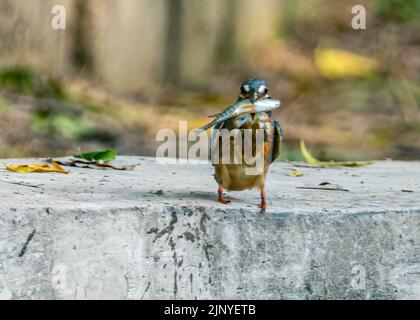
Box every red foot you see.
[218,185,231,205]
[260,187,267,212]
[218,197,231,205]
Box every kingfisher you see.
[198,79,284,211]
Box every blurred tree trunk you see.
[71,0,94,75]
[213,0,237,69]
[163,0,183,85]
[279,0,299,39]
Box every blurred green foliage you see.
[375,0,420,23]
[0,96,9,112]
[0,1,419,160]
[31,111,94,140]
[0,66,116,144]
[0,66,66,99]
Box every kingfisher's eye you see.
[258,85,267,94]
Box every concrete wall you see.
[0,157,419,299]
[1,205,419,299]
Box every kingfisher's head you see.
[240,79,268,103]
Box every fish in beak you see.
[192,98,281,135]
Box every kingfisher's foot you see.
[218,197,231,205]
[260,186,267,213]
[218,185,231,205]
[260,201,267,214]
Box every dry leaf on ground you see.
[5,162,69,174]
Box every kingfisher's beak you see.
[249,90,258,104]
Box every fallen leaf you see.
[300,141,373,167]
[296,186,349,192]
[319,182,331,186]
[297,181,349,191]
[314,47,379,78]
[288,169,303,177]
[94,161,136,171]
[74,149,116,162]
[5,162,69,174]
[152,190,164,196]
[47,158,136,171]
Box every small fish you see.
[193,98,281,135]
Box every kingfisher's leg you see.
[218,185,231,205]
[260,186,267,211]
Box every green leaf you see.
[152,190,164,196]
[74,149,117,162]
[300,141,373,167]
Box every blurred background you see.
[0,0,419,161]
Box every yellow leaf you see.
[300,140,373,167]
[300,141,319,165]
[5,162,69,174]
[314,47,379,78]
[288,169,303,177]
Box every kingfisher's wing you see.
[271,119,284,163]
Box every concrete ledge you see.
[0,157,419,299]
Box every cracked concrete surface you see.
[0,157,419,299]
